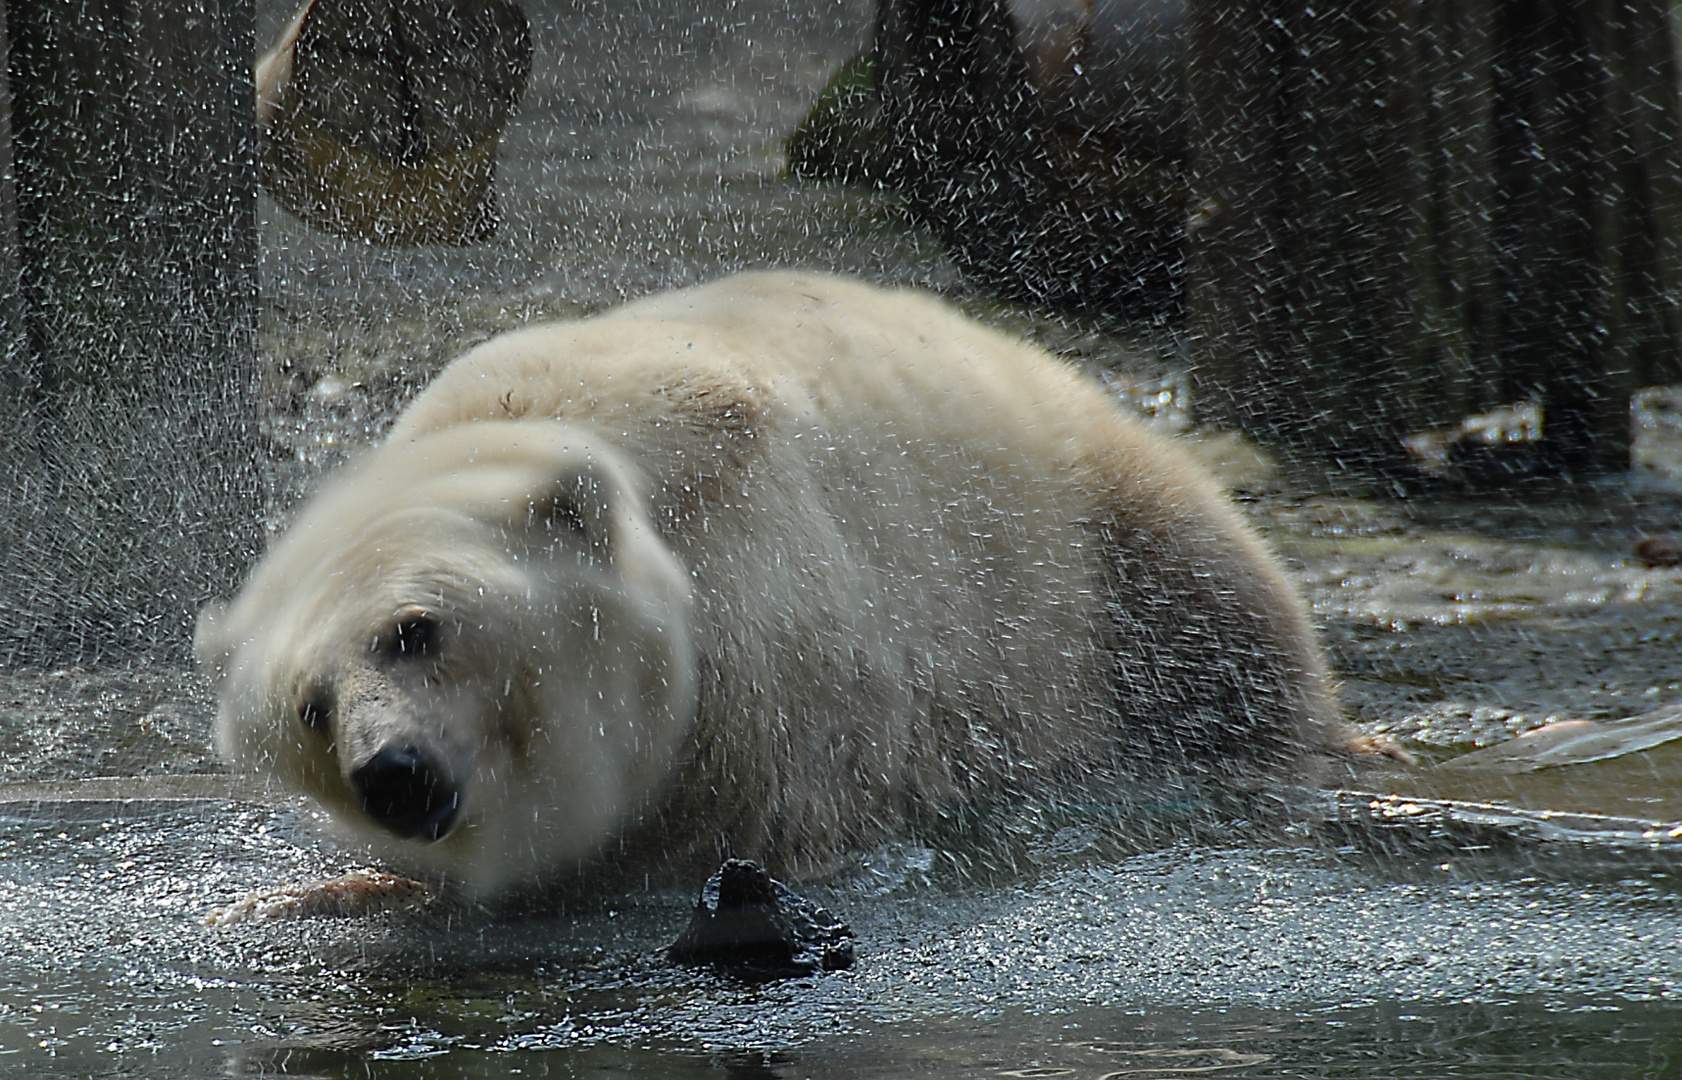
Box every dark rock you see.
[785,52,895,189]
[666,859,854,977]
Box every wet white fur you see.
[198,272,1337,896]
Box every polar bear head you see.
[196,420,696,896]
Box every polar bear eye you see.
[381,613,440,660]
[538,494,590,538]
[297,686,333,734]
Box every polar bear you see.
[197,272,1341,898]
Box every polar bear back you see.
[410,275,1115,446]
[392,272,1233,597]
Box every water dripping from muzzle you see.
[351,742,461,841]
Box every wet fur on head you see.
[196,422,695,896]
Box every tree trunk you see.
[0,0,261,664]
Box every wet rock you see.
[256,0,533,245]
[784,52,895,188]
[790,4,1190,315]
[666,859,854,976]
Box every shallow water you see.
[6,0,1682,1074]
[3,786,1681,1078]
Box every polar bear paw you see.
[206,868,434,926]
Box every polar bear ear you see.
[523,462,623,562]
[194,599,233,688]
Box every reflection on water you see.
[3,0,1682,1074]
[217,1001,1682,1078]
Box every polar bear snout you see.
[350,742,462,841]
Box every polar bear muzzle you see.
[350,741,461,841]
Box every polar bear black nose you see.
[351,743,460,841]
